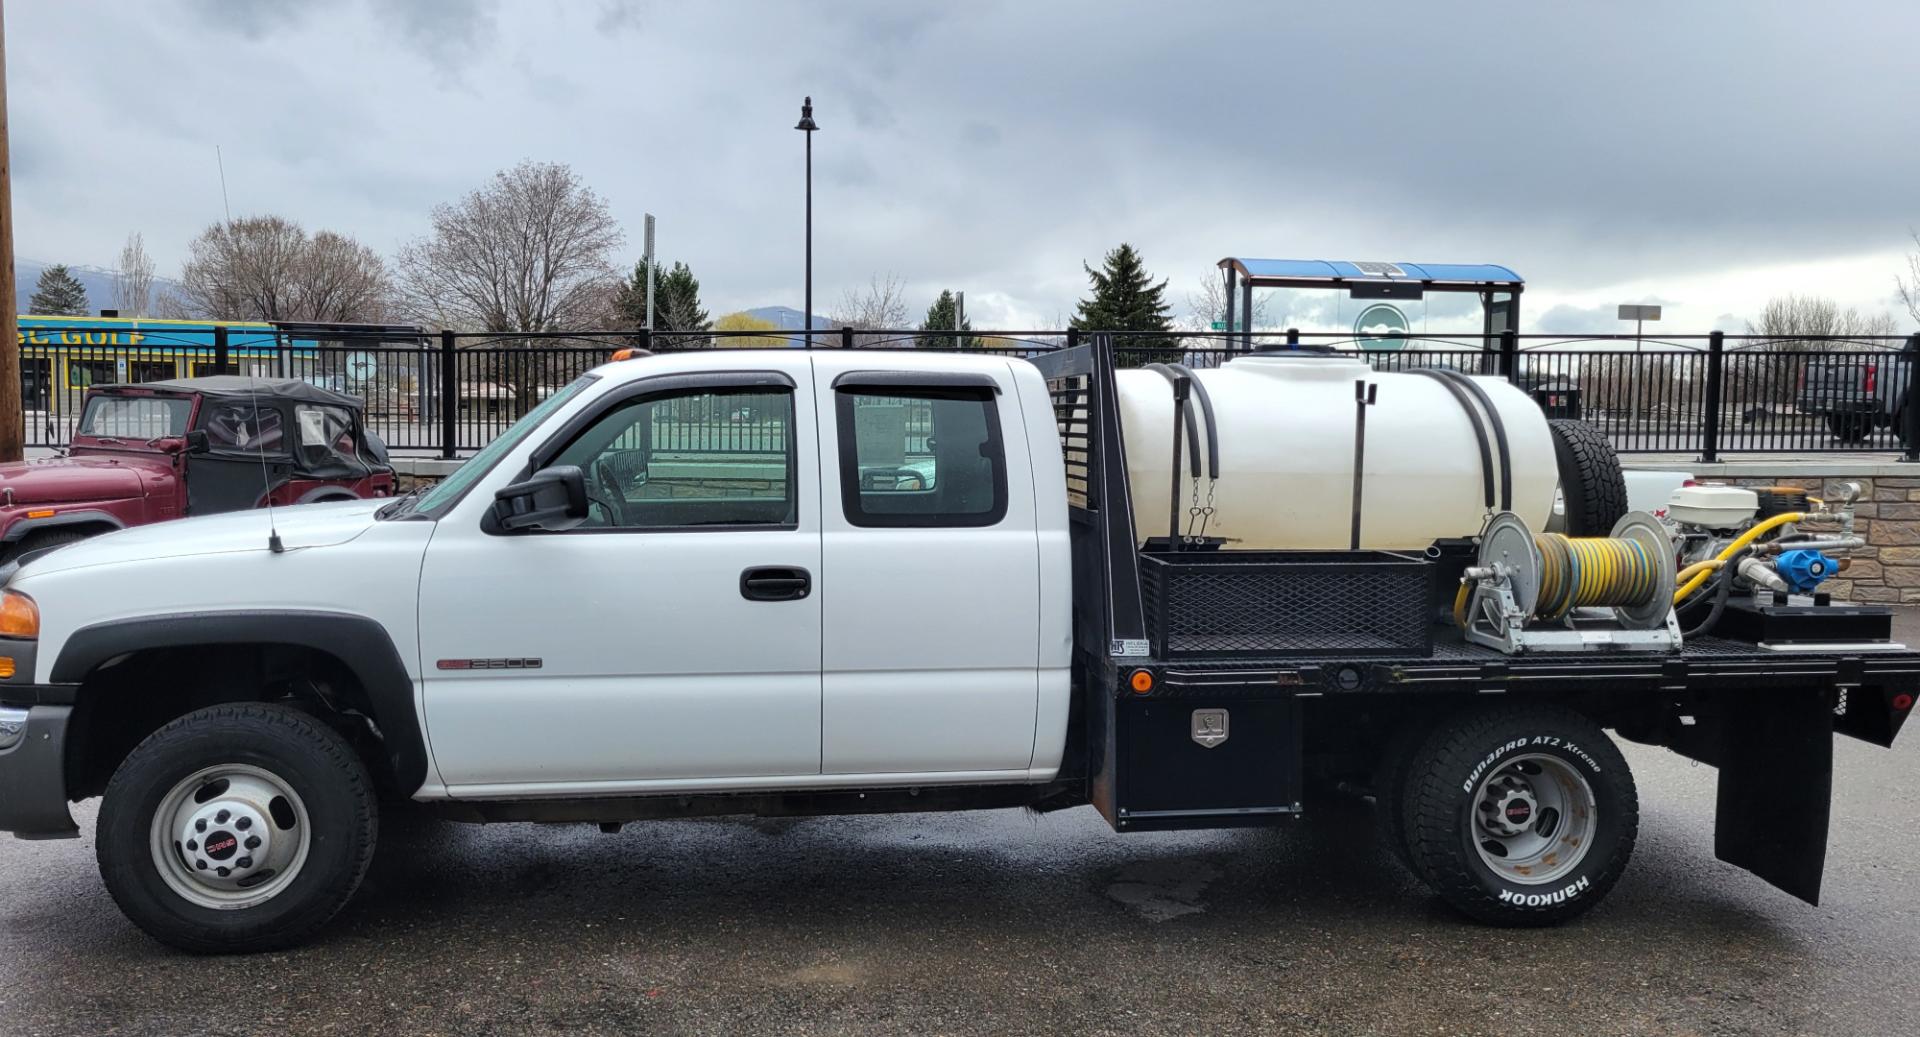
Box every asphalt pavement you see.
[4,637,1918,1036]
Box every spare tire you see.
[1548,419,1627,536]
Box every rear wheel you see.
[1827,411,1871,442]
[96,703,378,953]
[1547,419,1627,536]
[1401,705,1637,925]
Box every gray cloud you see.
[10,1,1918,331]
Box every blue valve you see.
[1774,549,1835,594]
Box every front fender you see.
[50,610,427,794]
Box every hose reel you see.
[1462,511,1681,654]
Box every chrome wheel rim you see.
[1470,753,1596,886]
[149,763,311,910]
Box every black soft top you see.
[96,376,364,410]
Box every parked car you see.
[0,376,394,561]
[1796,351,1910,442]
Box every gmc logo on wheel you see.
[205,836,236,855]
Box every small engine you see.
[1663,481,1884,647]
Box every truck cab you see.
[412,349,1072,793]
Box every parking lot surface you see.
[3,679,1917,1036]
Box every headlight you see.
[0,590,39,638]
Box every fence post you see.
[638,327,652,353]
[1699,330,1724,464]
[439,330,457,460]
[1904,334,1920,463]
[1498,329,1518,381]
[1286,327,1300,349]
[213,325,229,374]
[840,326,853,350]
[1066,327,1079,351]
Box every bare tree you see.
[1733,294,1902,408]
[112,232,155,317]
[395,160,624,333]
[830,273,910,344]
[179,216,390,322]
[1899,229,1920,327]
[1183,268,1269,332]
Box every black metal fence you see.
[18,325,1920,461]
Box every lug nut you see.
[195,818,207,832]
[236,816,252,831]
[215,809,231,824]
[236,856,254,869]
[215,866,230,878]
[186,839,198,851]
[195,860,208,871]
[244,836,261,850]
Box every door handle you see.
[740,566,812,602]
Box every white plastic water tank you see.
[1114,353,1558,549]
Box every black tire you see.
[1548,419,1628,536]
[1400,705,1638,926]
[1826,412,1871,443]
[1372,720,1426,871]
[96,703,378,953]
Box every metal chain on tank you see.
[1196,478,1218,540]
[1184,477,1203,543]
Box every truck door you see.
[812,359,1044,777]
[417,361,824,791]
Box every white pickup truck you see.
[0,339,1911,952]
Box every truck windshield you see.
[77,396,191,440]
[400,374,601,517]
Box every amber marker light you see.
[0,590,39,638]
[1129,669,1154,694]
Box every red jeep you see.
[0,376,395,560]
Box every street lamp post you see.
[795,96,818,347]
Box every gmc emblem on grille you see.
[1191,708,1229,749]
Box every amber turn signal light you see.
[0,590,37,639]
[1129,669,1154,694]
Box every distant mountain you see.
[743,305,837,332]
[14,258,183,316]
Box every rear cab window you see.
[833,374,1007,527]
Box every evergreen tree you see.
[28,264,91,316]
[615,259,710,340]
[1070,243,1176,365]
[918,289,981,350]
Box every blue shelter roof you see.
[1219,258,1523,287]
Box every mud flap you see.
[1713,690,1833,904]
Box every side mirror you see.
[491,465,589,532]
[184,429,210,455]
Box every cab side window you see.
[549,387,797,530]
[835,386,1006,527]
[295,404,359,469]
[201,402,286,453]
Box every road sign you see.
[1354,303,1410,350]
[1617,304,1662,322]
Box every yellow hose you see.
[1453,581,1470,628]
[1672,511,1805,605]
[1673,559,1725,588]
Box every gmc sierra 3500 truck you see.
[0,328,1912,953]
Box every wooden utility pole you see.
[0,0,20,463]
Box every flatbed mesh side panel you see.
[1140,551,1433,658]
[1048,375,1094,510]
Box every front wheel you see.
[1400,705,1638,926]
[96,703,378,953]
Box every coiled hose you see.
[1452,531,1665,627]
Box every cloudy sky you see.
[9,0,1918,335]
